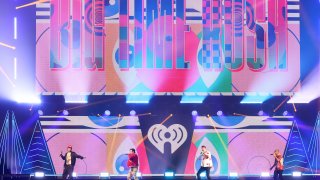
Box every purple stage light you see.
[283,110,288,116]
[217,110,223,116]
[191,110,198,116]
[62,110,69,116]
[258,110,264,116]
[37,110,43,116]
[104,110,111,116]
[130,110,136,116]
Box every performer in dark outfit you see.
[270,149,284,180]
[60,145,84,179]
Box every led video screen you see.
[36,0,300,94]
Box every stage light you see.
[64,95,88,104]
[164,171,174,177]
[0,41,16,50]
[104,110,111,116]
[258,110,264,116]
[16,0,50,10]
[241,94,271,104]
[126,100,149,103]
[14,57,17,80]
[260,172,270,177]
[283,110,288,116]
[192,110,198,116]
[287,97,312,104]
[217,110,223,116]
[37,110,43,116]
[100,172,110,178]
[62,110,69,116]
[130,110,136,116]
[126,94,152,104]
[72,172,77,177]
[229,172,238,177]
[110,0,116,5]
[288,67,320,104]
[292,171,301,177]
[136,172,142,177]
[15,95,41,104]
[34,172,44,178]
[14,17,17,40]
[200,172,206,177]
[180,95,206,104]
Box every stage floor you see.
[1,174,320,180]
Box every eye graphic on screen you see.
[113,137,136,174]
[112,30,140,89]
[105,0,119,18]
[115,154,130,174]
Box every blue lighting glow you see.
[180,96,206,104]
[164,171,174,177]
[240,94,271,104]
[104,110,111,116]
[126,95,151,104]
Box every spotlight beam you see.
[273,96,290,113]
[16,0,50,10]
[107,115,122,162]
[290,95,297,112]
[233,113,248,116]
[0,42,16,50]
[0,66,16,87]
[206,115,240,172]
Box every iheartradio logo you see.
[147,124,187,154]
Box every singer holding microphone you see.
[270,149,284,180]
[127,148,139,180]
[60,145,84,179]
[196,145,213,180]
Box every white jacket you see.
[201,151,213,167]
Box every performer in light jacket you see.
[196,145,213,180]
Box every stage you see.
[1,174,320,180]
[1,0,320,179]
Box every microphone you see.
[270,153,274,155]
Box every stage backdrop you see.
[35,115,294,175]
[2,107,319,175]
[36,0,300,94]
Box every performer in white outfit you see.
[196,145,213,180]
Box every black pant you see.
[196,166,211,180]
[274,169,283,180]
[62,165,74,179]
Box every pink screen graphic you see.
[36,0,300,93]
